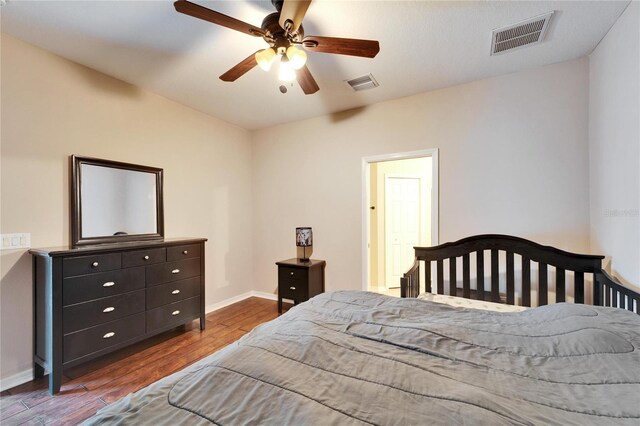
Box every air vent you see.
[346,74,379,91]
[491,11,554,55]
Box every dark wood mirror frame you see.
[71,155,164,247]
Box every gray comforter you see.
[85,291,640,425]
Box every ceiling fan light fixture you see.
[286,45,307,70]
[255,47,277,71]
[278,56,296,82]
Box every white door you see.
[385,175,421,289]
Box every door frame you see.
[361,148,439,291]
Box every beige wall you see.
[369,157,432,289]
[589,2,640,288]
[251,58,591,296]
[0,35,254,381]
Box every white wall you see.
[0,35,254,383]
[251,58,591,295]
[589,2,640,288]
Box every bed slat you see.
[575,272,584,304]
[611,287,618,308]
[491,249,499,303]
[425,261,432,293]
[463,254,470,299]
[556,268,566,303]
[506,251,515,305]
[476,250,485,301]
[539,263,548,306]
[437,260,444,294]
[449,258,457,296]
[522,257,531,307]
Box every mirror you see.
[71,155,164,247]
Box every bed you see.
[84,236,640,425]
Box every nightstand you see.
[276,259,326,313]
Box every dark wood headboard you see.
[400,234,638,314]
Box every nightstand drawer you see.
[278,267,308,282]
[63,312,145,362]
[63,290,145,334]
[278,281,309,301]
[146,296,200,332]
[167,244,201,261]
[63,253,121,277]
[146,277,201,309]
[145,258,200,286]
[122,247,166,268]
[63,267,145,306]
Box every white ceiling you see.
[0,1,630,130]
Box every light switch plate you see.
[0,233,31,250]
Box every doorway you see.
[362,150,438,296]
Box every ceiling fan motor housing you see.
[261,12,304,47]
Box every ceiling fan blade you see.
[296,65,320,95]
[219,51,260,82]
[303,36,380,58]
[174,0,264,37]
[279,0,312,33]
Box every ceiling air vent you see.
[346,74,379,91]
[491,11,554,55]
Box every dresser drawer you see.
[63,290,146,334]
[146,277,201,309]
[145,258,200,286]
[63,253,121,278]
[63,267,145,306]
[63,312,145,362]
[122,247,166,268]
[278,280,309,301]
[167,244,201,261]
[146,296,200,332]
[278,267,308,283]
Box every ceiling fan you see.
[174,0,380,94]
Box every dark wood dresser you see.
[30,238,206,394]
[276,259,325,313]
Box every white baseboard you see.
[204,290,277,313]
[1,290,280,393]
[249,290,278,301]
[0,368,34,393]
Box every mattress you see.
[84,291,640,425]
[417,292,528,312]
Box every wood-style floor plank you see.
[1,297,288,425]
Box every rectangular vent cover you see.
[346,74,379,91]
[491,11,554,55]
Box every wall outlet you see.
[0,233,31,250]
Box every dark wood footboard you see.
[401,235,605,307]
[402,234,640,314]
[595,269,640,313]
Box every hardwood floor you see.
[1,297,289,425]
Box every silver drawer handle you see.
[103,332,115,339]
[290,272,294,276]
[92,262,99,267]
[172,310,180,316]
[171,269,180,274]
[144,255,150,260]
[103,307,115,313]
[182,250,188,255]
[172,289,180,295]
[103,282,115,287]
[290,286,296,290]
